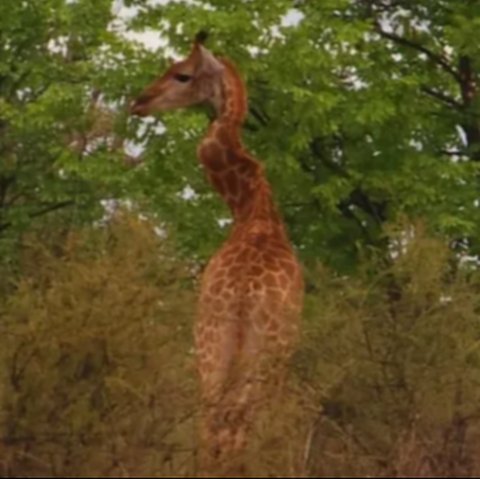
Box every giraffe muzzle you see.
[129,99,149,117]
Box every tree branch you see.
[375,24,461,83]
[0,200,75,233]
[0,175,15,209]
[249,106,269,127]
[439,149,469,157]
[420,86,463,109]
[29,200,75,219]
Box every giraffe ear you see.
[196,45,224,77]
[190,32,224,77]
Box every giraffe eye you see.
[174,73,192,83]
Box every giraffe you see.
[130,32,304,476]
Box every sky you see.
[111,0,304,51]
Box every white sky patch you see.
[150,121,166,136]
[124,140,146,157]
[379,7,430,36]
[96,198,126,226]
[247,45,262,58]
[439,294,452,304]
[218,218,232,228]
[409,16,431,33]
[269,13,302,41]
[137,116,166,137]
[16,87,32,101]
[443,44,454,57]
[282,8,305,27]
[122,29,169,52]
[178,185,198,201]
[112,2,138,20]
[93,44,127,70]
[459,254,480,269]
[112,1,305,52]
[350,76,368,91]
[154,225,168,238]
[85,137,107,155]
[110,0,171,52]
[409,138,423,151]
[269,25,283,40]
[100,198,119,216]
[378,14,396,34]
[340,66,368,91]
[124,117,166,157]
[388,225,416,260]
[112,0,174,18]
[48,36,69,57]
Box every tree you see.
[2,2,480,476]
[0,0,152,260]
[127,0,480,271]
[1,0,479,273]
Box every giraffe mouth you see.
[129,100,150,117]
[130,90,159,116]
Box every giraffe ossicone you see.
[131,32,304,476]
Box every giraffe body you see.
[131,34,303,475]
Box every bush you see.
[300,222,480,477]
[0,214,198,476]
[1,218,480,477]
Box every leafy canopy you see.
[1,0,479,272]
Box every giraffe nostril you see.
[129,103,138,115]
[129,91,155,115]
[130,99,147,116]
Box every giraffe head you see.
[130,32,226,117]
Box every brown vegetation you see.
[1,217,480,477]
[0,215,197,476]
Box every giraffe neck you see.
[197,60,285,235]
[211,58,248,125]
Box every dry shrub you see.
[1,218,480,477]
[299,221,480,477]
[0,214,198,477]
[247,378,318,478]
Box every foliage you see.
[300,221,480,476]
[0,0,154,261]
[1,217,480,477]
[125,0,480,271]
[0,0,479,271]
[1,0,480,477]
[0,215,197,476]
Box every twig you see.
[375,24,461,83]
